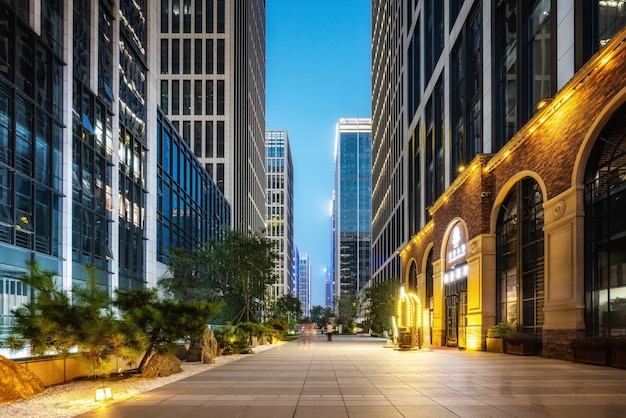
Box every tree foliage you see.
[273,294,302,321]
[159,246,217,303]
[114,287,220,371]
[204,228,278,323]
[336,295,361,330]
[5,262,141,377]
[364,278,401,335]
[309,305,331,328]
[159,228,279,324]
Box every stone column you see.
[542,186,585,359]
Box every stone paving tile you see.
[78,335,626,417]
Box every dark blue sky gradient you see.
[266,1,372,307]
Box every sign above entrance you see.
[445,224,468,270]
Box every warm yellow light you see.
[458,165,465,172]
[95,387,112,401]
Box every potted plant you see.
[486,322,515,353]
[569,336,611,366]
[504,332,536,356]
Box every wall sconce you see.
[535,97,553,111]
[480,191,491,198]
[95,386,112,402]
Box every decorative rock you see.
[141,353,182,378]
[187,327,221,364]
[0,355,46,403]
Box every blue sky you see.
[266,1,372,307]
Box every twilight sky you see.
[266,1,372,307]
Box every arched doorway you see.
[495,177,545,343]
[584,104,626,336]
[443,222,469,348]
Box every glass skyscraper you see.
[333,118,372,303]
[0,1,230,339]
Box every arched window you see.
[496,177,544,335]
[408,261,417,293]
[584,104,626,336]
[425,249,433,309]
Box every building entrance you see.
[445,280,467,348]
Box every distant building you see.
[333,118,372,304]
[324,267,333,310]
[265,131,295,302]
[298,252,311,318]
[157,0,266,232]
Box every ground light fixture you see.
[94,386,112,402]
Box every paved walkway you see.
[80,334,626,417]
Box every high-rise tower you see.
[333,118,372,304]
[157,0,266,232]
[265,130,295,302]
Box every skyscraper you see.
[265,130,295,302]
[372,1,626,358]
[298,252,311,318]
[333,118,372,304]
[157,0,266,232]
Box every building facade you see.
[298,252,311,318]
[157,0,266,232]
[372,0,626,359]
[265,130,295,303]
[333,118,372,304]
[0,1,229,335]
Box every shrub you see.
[504,332,537,345]
[486,322,516,338]
[213,325,252,354]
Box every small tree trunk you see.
[137,343,155,372]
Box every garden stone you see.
[141,353,182,378]
[0,355,45,402]
[187,327,221,364]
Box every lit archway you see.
[393,287,422,349]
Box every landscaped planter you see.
[573,346,611,366]
[486,337,504,353]
[570,336,613,366]
[506,341,535,356]
[611,347,626,369]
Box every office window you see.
[217,39,224,74]
[183,39,191,74]
[527,0,552,112]
[217,121,224,157]
[206,0,214,33]
[194,121,202,157]
[171,39,180,74]
[205,121,213,157]
[206,39,213,74]
[172,0,180,33]
[194,39,202,73]
[217,0,225,33]
[206,80,213,115]
[183,121,190,144]
[194,80,202,115]
[183,0,191,33]
[160,39,168,74]
[195,0,203,33]
[160,80,168,112]
[161,0,169,33]
[217,80,224,115]
[183,80,191,115]
[172,80,179,115]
